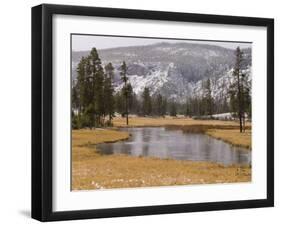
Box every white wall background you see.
[0,0,279,225]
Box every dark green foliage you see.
[184,95,230,119]
[72,84,79,111]
[130,93,141,115]
[104,63,115,123]
[185,99,190,117]
[114,92,124,114]
[120,61,130,125]
[71,111,79,130]
[161,98,168,116]
[218,97,230,114]
[151,94,167,117]
[120,61,128,83]
[84,103,96,129]
[104,62,115,80]
[169,101,177,117]
[71,47,116,129]
[72,46,251,130]
[125,83,133,111]
[228,47,251,132]
[155,94,163,116]
[76,57,87,112]
[203,78,214,116]
[142,87,152,116]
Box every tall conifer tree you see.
[142,87,152,116]
[104,62,115,124]
[120,61,129,125]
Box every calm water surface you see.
[97,127,251,165]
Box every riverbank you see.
[113,117,251,149]
[206,129,251,149]
[72,128,251,190]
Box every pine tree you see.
[71,110,79,129]
[104,62,115,80]
[131,93,140,115]
[161,97,167,117]
[142,87,152,116]
[229,47,250,132]
[126,83,133,112]
[185,98,190,117]
[114,92,124,115]
[155,93,163,116]
[104,62,115,124]
[204,78,214,116]
[72,81,79,113]
[222,97,229,113]
[243,76,251,120]
[121,82,133,117]
[241,72,251,126]
[76,56,87,113]
[120,61,129,125]
[72,56,90,129]
[72,48,118,129]
[170,101,177,117]
[83,48,105,128]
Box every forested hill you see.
[72,42,251,102]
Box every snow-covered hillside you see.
[72,42,252,102]
[191,67,252,101]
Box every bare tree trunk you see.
[239,113,242,132]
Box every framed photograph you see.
[32,4,274,221]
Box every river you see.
[97,127,251,165]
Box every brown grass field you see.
[72,117,251,190]
[113,116,251,127]
[206,129,251,149]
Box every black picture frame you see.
[32,3,274,222]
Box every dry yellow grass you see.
[72,129,129,161]
[72,128,129,146]
[113,116,250,128]
[72,128,251,190]
[206,129,252,149]
[72,155,251,190]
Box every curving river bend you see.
[97,127,251,165]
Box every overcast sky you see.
[72,34,252,51]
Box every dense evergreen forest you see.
[72,47,251,132]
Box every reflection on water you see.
[97,127,251,165]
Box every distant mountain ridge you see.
[72,42,252,102]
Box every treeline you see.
[183,47,251,132]
[115,88,168,117]
[71,48,172,129]
[72,48,115,129]
[72,46,251,133]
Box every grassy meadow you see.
[72,117,251,190]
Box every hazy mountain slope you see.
[72,42,252,102]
